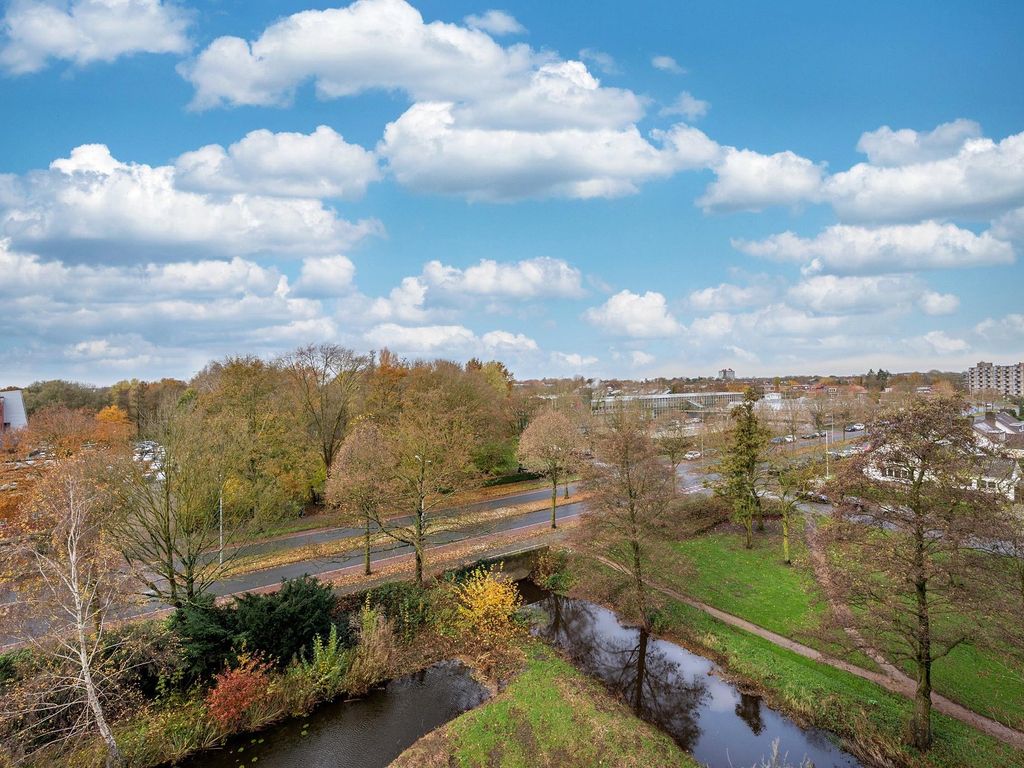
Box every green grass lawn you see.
[392,642,699,768]
[666,526,1024,731]
[667,526,823,636]
[664,525,877,668]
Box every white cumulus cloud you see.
[293,255,357,298]
[1,0,190,74]
[0,144,381,261]
[826,128,1024,222]
[421,256,584,298]
[175,126,380,199]
[698,147,826,212]
[379,103,718,201]
[180,0,537,109]
[922,330,969,355]
[734,221,1014,274]
[583,290,682,338]
[855,119,983,167]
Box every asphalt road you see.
[223,482,579,563]
[206,498,586,598]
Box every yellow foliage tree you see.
[94,404,134,443]
[454,567,523,646]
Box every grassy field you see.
[666,526,1024,731]
[392,642,699,768]
[667,526,826,637]
[657,598,1024,768]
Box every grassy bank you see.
[667,526,1024,730]
[571,554,1024,768]
[392,641,698,768]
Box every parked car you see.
[844,423,866,432]
[683,450,702,460]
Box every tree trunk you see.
[781,513,791,565]
[563,478,570,499]
[363,517,371,576]
[744,514,753,549]
[631,537,647,627]
[911,529,933,750]
[550,479,558,529]
[73,572,122,767]
[911,656,933,750]
[414,501,425,586]
[754,495,764,532]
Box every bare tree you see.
[325,422,393,576]
[653,413,694,495]
[824,394,1017,750]
[2,453,128,767]
[518,409,581,529]
[580,407,674,629]
[111,403,240,607]
[767,462,804,566]
[278,344,371,483]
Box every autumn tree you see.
[193,357,317,522]
[2,453,128,767]
[325,422,393,576]
[715,389,771,547]
[823,394,1018,750]
[518,409,580,529]
[580,406,674,629]
[278,344,371,488]
[370,389,477,586]
[363,348,408,423]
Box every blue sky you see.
[2,0,1022,384]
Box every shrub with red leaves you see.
[204,655,271,732]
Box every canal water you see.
[529,590,860,768]
[181,660,488,768]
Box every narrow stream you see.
[180,660,488,768]
[181,581,861,768]
[528,589,860,768]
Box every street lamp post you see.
[218,487,224,566]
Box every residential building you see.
[973,411,1024,457]
[0,389,27,432]
[870,450,1023,503]
[965,361,1024,397]
[718,368,736,381]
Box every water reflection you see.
[736,692,765,736]
[533,594,859,768]
[182,660,488,768]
